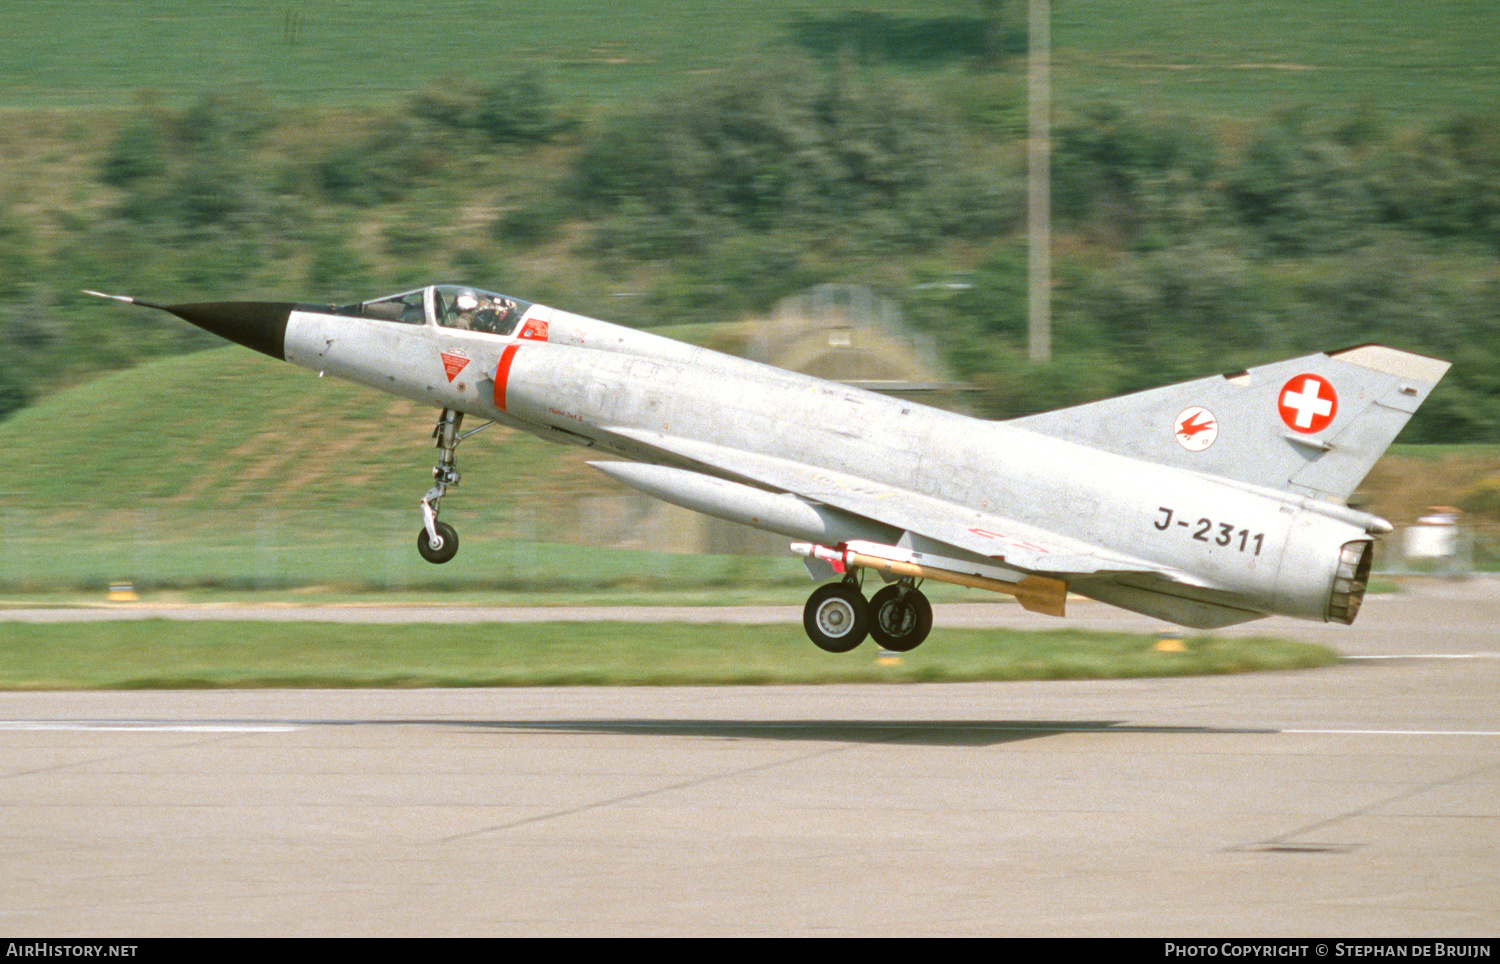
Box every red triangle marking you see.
[441,352,470,382]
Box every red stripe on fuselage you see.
[494,344,520,411]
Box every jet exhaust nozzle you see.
[1327,539,1373,625]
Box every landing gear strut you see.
[801,574,932,653]
[416,408,495,564]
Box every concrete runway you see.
[1,581,1497,936]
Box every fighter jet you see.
[86,284,1450,652]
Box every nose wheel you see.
[417,521,459,564]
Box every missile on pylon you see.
[792,540,1069,617]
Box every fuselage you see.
[281,295,1370,625]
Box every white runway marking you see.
[1284,728,1500,737]
[1345,653,1500,659]
[0,721,302,732]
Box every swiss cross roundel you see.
[1278,374,1338,433]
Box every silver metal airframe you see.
[88,285,1451,653]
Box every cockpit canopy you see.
[333,285,534,336]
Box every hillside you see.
[0,345,627,521]
[1,343,1494,536]
[1,2,1497,442]
[0,346,807,592]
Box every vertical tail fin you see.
[1009,345,1450,502]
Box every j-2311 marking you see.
[1154,507,1266,556]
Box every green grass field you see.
[0,619,1337,689]
[0,1,1493,119]
[1053,0,1500,120]
[3,1,970,106]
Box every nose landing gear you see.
[416,408,494,564]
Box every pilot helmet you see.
[454,290,480,312]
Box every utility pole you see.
[1026,0,1052,363]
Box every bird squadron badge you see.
[1174,406,1218,451]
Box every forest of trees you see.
[1,56,1497,442]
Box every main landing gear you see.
[802,573,932,653]
[416,408,494,564]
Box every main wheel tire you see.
[417,521,459,564]
[868,585,933,652]
[803,583,868,653]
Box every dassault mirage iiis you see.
[88,284,1449,652]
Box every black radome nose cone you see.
[164,301,295,360]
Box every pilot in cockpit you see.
[451,289,517,335]
[450,289,481,330]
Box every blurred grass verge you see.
[0,620,1337,689]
